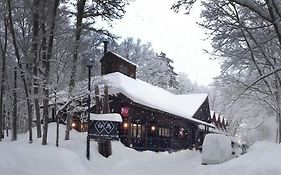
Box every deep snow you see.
[1,124,281,175]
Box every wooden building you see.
[95,49,215,151]
[54,45,218,152]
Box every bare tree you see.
[66,0,128,140]
[11,67,17,141]
[32,0,41,139]
[7,0,33,143]
[42,0,60,145]
[0,9,8,141]
[172,0,281,142]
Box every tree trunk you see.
[12,67,18,141]
[42,0,60,145]
[7,0,33,143]
[64,1,86,141]
[66,0,86,140]
[276,76,281,143]
[98,85,112,158]
[32,0,42,139]
[5,108,9,138]
[65,113,71,140]
[68,0,87,93]
[42,85,49,145]
[0,16,8,141]
[95,85,101,114]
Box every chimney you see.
[103,40,108,56]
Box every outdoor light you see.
[123,122,128,129]
[179,128,184,135]
[71,122,76,128]
[151,126,156,131]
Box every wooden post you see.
[98,85,112,158]
[95,85,101,114]
[55,91,59,147]
[86,65,92,160]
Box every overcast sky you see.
[111,0,221,86]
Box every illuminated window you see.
[158,127,170,137]
[131,124,143,138]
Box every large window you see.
[131,124,144,138]
[158,127,170,137]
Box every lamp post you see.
[86,58,94,160]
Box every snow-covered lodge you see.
[56,44,228,152]
[86,45,217,151]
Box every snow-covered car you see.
[202,134,241,165]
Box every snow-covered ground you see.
[1,124,281,175]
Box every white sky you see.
[111,0,221,86]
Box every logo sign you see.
[88,120,119,140]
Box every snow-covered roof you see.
[90,113,122,122]
[99,72,214,127]
[105,51,138,67]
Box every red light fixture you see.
[121,106,129,117]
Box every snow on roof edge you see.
[108,51,139,67]
[90,113,122,122]
[101,72,214,128]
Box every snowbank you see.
[1,124,281,175]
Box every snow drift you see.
[1,124,281,175]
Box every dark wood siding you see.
[109,94,212,152]
[192,97,212,123]
[100,51,136,79]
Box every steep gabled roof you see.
[55,72,214,127]
[100,72,214,127]
[100,51,138,67]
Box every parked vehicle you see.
[202,134,242,165]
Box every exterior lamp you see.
[179,128,184,135]
[123,122,128,129]
[151,126,156,131]
[71,122,76,128]
[85,57,95,161]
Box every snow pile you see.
[203,141,281,175]
[1,124,281,175]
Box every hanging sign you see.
[88,113,122,140]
